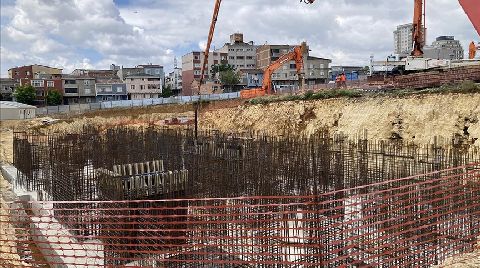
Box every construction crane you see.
[240,43,307,99]
[411,0,425,57]
[459,0,480,59]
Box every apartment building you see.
[8,64,62,82]
[95,80,128,102]
[165,67,183,95]
[182,51,228,96]
[0,78,18,101]
[62,76,97,104]
[393,23,426,56]
[256,43,331,89]
[423,36,464,60]
[117,64,165,82]
[125,74,162,99]
[216,33,257,71]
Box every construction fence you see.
[1,164,479,267]
[35,92,241,116]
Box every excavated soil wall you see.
[201,93,480,145]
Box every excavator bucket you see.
[459,0,480,36]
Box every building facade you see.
[125,74,162,99]
[71,69,118,80]
[8,64,62,82]
[95,81,128,102]
[165,67,183,96]
[62,76,97,104]
[423,36,464,60]
[393,23,426,56]
[117,64,165,82]
[256,43,331,89]
[216,33,257,71]
[0,78,18,101]
[330,66,368,81]
[181,51,228,96]
[19,74,63,106]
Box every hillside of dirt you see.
[201,93,480,145]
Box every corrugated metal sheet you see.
[459,0,480,36]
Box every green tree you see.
[219,69,241,91]
[46,89,62,106]
[210,64,234,77]
[161,84,174,98]
[13,85,36,105]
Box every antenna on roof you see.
[174,57,178,69]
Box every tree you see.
[161,84,174,98]
[13,85,36,105]
[219,70,241,92]
[46,89,62,106]
[210,64,234,78]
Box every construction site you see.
[1,0,480,267]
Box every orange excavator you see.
[459,0,480,59]
[198,0,315,96]
[240,43,307,99]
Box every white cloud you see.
[0,0,478,77]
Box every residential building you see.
[71,69,118,80]
[394,23,426,56]
[125,74,162,99]
[19,73,63,106]
[216,33,257,71]
[423,36,464,60]
[181,51,228,96]
[8,64,62,82]
[165,66,183,96]
[117,64,165,82]
[62,76,96,104]
[256,43,331,89]
[243,69,264,88]
[95,80,128,102]
[0,78,18,101]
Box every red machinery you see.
[459,0,480,59]
[411,0,425,57]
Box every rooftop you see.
[0,101,36,109]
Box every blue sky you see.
[1,0,478,77]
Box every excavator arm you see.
[411,0,425,57]
[240,43,307,99]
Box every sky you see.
[0,0,478,77]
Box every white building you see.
[394,24,414,55]
[423,36,464,60]
[125,74,162,100]
[0,101,36,120]
[216,33,258,71]
[165,67,182,95]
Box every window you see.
[84,88,92,94]
[105,86,112,92]
[309,64,314,69]
[320,64,325,69]
[237,56,244,60]
[140,85,145,90]
[47,81,54,87]
[194,55,200,60]
[194,63,201,68]
[31,80,44,87]
[229,56,235,60]
[131,85,135,90]
[65,88,78,94]
[86,97,91,103]
[155,69,160,74]
[246,56,253,60]
[320,72,325,76]
[26,71,30,76]
[116,86,123,92]
[84,80,90,85]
